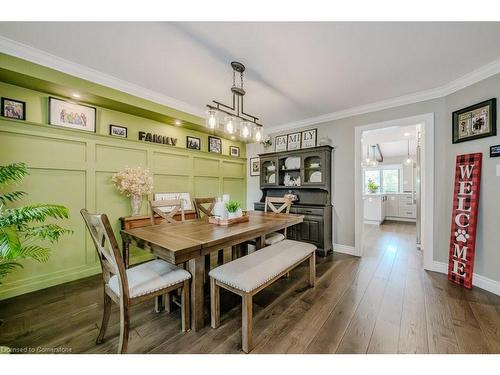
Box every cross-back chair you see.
[81,209,191,354]
[149,199,185,225]
[264,196,293,245]
[193,196,228,276]
[193,197,216,220]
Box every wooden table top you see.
[121,211,303,264]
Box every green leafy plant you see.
[367,179,379,193]
[225,200,241,213]
[0,162,72,283]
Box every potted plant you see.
[0,162,72,346]
[111,167,153,216]
[367,179,379,194]
[225,200,242,219]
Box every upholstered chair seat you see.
[265,232,286,245]
[108,259,191,298]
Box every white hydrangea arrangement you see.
[111,167,153,197]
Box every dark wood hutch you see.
[253,145,333,256]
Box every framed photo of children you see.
[208,136,222,153]
[49,97,96,133]
[452,98,496,144]
[186,136,201,150]
[1,97,26,120]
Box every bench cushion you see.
[209,240,316,293]
[108,259,191,298]
[265,232,285,245]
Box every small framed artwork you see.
[287,132,301,150]
[186,136,201,150]
[490,145,500,157]
[1,97,26,120]
[230,146,240,157]
[208,136,222,153]
[109,124,127,138]
[250,157,260,176]
[452,98,496,144]
[49,97,96,133]
[301,128,317,148]
[274,135,287,152]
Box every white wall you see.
[247,72,500,286]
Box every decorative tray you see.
[208,212,250,226]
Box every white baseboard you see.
[431,261,500,296]
[334,243,358,256]
[363,220,381,226]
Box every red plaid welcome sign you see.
[448,153,482,289]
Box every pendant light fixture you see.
[370,145,378,166]
[404,139,413,165]
[205,61,263,142]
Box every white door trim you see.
[354,113,435,271]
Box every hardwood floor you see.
[1,221,499,354]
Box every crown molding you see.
[271,57,500,133]
[0,35,205,118]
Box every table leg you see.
[256,234,266,250]
[122,237,130,269]
[187,255,205,331]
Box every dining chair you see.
[149,199,185,226]
[193,196,227,277]
[264,196,292,245]
[193,197,216,220]
[80,209,191,354]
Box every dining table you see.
[120,210,304,331]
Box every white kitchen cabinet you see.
[384,193,416,221]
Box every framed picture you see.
[109,124,127,138]
[287,132,301,150]
[301,128,317,148]
[452,98,496,144]
[230,145,240,157]
[208,136,222,153]
[186,136,201,150]
[49,96,96,133]
[250,157,260,176]
[154,192,193,211]
[1,97,26,120]
[274,135,287,152]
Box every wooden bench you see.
[208,239,316,353]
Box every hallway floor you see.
[1,221,499,353]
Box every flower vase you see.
[130,194,142,216]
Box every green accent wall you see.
[0,69,247,300]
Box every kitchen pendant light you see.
[205,61,263,142]
[404,139,413,165]
[370,145,378,166]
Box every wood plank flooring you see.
[1,221,499,354]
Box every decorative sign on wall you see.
[274,135,287,152]
[489,144,500,157]
[49,97,96,133]
[138,131,177,146]
[447,153,482,289]
[287,132,301,150]
[301,128,317,148]
[452,98,496,144]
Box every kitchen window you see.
[363,165,401,193]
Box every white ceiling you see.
[1,22,500,128]
[362,125,417,158]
